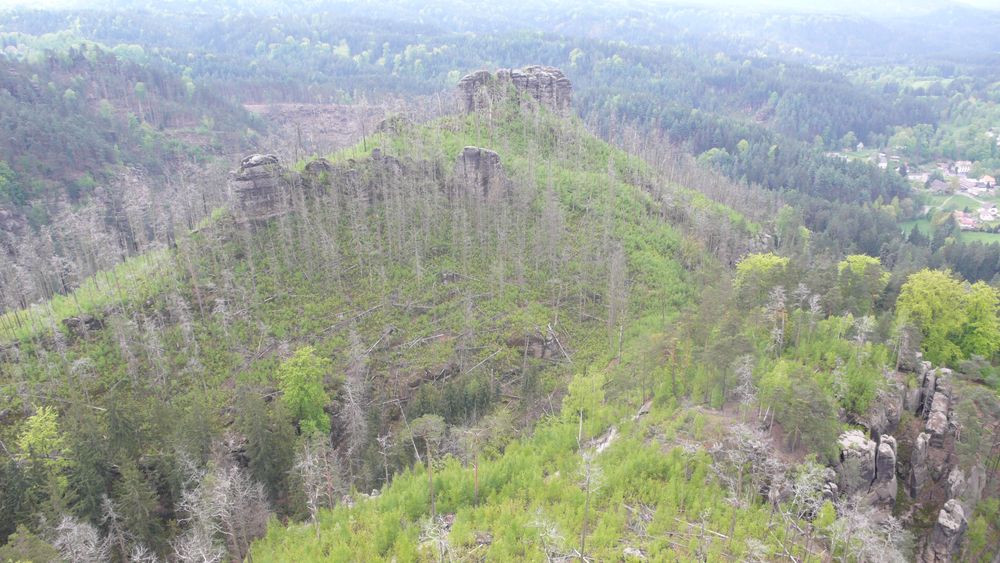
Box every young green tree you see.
[17,406,72,506]
[236,391,296,505]
[896,270,967,365]
[961,281,1000,360]
[734,253,789,308]
[277,346,335,436]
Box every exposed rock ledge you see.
[458,65,572,114]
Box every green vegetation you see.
[278,346,335,436]
[896,269,1000,365]
[1,2,1000,561]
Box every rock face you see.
[836,430,899,508]
[909,432,931,498]
[233,154,292,220]
[454,147,509,200]
[869,435,898,507]
[458,65,572,113]
[921,499,966,562]
[925,370,952,447]
[837,430,877,496]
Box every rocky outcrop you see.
[62,314,104,338]
[837,430,877,496]
[836,430,899,508]
[454,147,509,200]
[375,115,414,134]
[920,499,966,562]
[909,432,931,498]
[869,435,898,507]
[924,369,952,448]
[233,154,293,221]
[458,66,572,114]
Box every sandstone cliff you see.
[458,66,572,114]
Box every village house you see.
[954,160,973,175]
[954,210,978,230]
[982,175,996,189]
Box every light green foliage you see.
[277,346,334,436]
[961,282,1000,360]
[251,403,807,562]
[562,371,607,428]
[734,253,789,305]
[896,269,1000,365]
[0,250,174,345]
[964,499,999,562]
[17,406,69,471]
[0,525,60,562]
[16,406,72,502]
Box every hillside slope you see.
[0,68,771,561]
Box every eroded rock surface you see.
[869,435,897,507]
[458,65,572,113]
[920,499,966,563]
[454,147,509,200]
[837,430,877,496]
[233,154,291,220]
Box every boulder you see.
[623,547,646,560]
[920,499,966,562]
[837,430,877,496]
[62,314,104,338]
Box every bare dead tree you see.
[175,461,270,562]
[578,451,603,560]
[53,515,109,563]
[294,434,344,539]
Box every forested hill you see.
[1,66,997,562]
[1,2,1000,561]
[0,69,754,561]
[0,37,258,217]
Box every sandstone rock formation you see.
[62,314,104,338]
[869,435,898,507]
[454,147,509,200]
[837,430,877,496]
[909,432,931,498]
[233,154,291,221]
[920,499,966,563]
[836,430,899,508]
[458,65,572,113]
